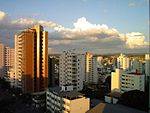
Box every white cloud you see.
[128,2,136,7]
[0,10,149,53]
[0,11,8,21]
[48,17,149,53]
[125,32,149,48]
[13,18,36,26]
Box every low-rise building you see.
[120,72,145,93]
[32,91,46,110]
[105,92,121,104]
[111,69,145,93]
[46,86,90,113]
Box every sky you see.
[0,0,149,54]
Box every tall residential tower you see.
[15,24,48,93]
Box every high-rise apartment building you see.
[89,56,103,84]
[145,54,150,78]
[0,43,4,67]
[130,59,143,74]
[59,50,85,91]
[15,24,48,93]
[4,47,15,77]
[117,53,130,71]
[0,43,4,77]
[0,44,14,77]
[48,55,59,87]
[85,52,93,83]
[4,47,14,67]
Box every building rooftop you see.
[107,92,121,98]
[127,72,143,75]
[87,103,147,113]
[48,87,84,100]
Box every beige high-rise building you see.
[0,43,4,77]
[85,52,93,83]
[0,43,4,67]
[5,47,14,67]
[15,24,48,93]
[4,47,15,77]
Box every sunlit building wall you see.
[4,47,15,77]
[0,43,4,67]
[46,87,90,113]
[117,53,129,71]
[15,24,48,93]
[111,68,122,91]
[111,68,145,93]
[4,47,14,67]
[0,43,4,77]
[85,52,93,83]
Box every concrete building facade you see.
[85,52,93,83]
[89,56,103,84]
[48,55,59,87]
[46,87,90,113]
[15,24,48,93]
[130,59,143,74]
[59,50,85,91]
[117,53,129,71]
[111,69,145,93]
[0,43,5,77]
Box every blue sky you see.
[0,0,149,53]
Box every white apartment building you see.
[46,87,90,113]
[111,69,145,93]
[131,59,143,74]
[89,56,103,84]
[120,73,145,93]
[145,54,150,77]
[117,53,130,71]
[59,50,85,91]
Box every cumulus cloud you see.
[0,11,9,21]
[47,17,149,53]
[125,32,149,48]
[0,10,37,30]
[0,10,149,54]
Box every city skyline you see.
[0,0,149,54]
